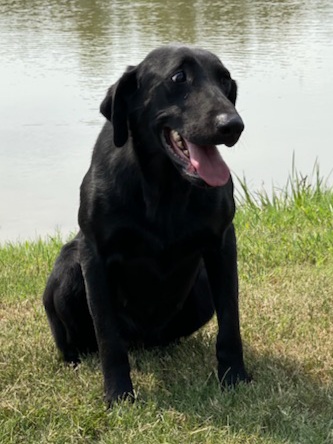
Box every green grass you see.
[1,168,333,443]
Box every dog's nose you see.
[216,113,245,137]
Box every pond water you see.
[1,0,332,243]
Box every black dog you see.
[43,43,250,406]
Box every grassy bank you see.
[1,171,332,444]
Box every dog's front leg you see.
[204,223,251,387]
[80,240,134,407]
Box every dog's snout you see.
[214,113,244,146]
[216,113,244,136]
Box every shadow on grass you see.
[118,333,332,443]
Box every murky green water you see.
[1,0,332,241]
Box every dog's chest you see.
[107,223,206,311]
[114,249,202,327]
[103,197,225,320]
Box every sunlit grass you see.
[235,159,333,274]
[1,167,332,443]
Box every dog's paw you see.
[105,384,135,409]
[62,350,80,366]
[218,363,252,388]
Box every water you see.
[1,0,332,243]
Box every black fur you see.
[43,44,250,407]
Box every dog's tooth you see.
[171,130,181,142]
[183,149,189,157]
[171,129,186,151]
[171,129,179,140]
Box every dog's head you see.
[100,44,244,188]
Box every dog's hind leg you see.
[43,284,81,363]
[43,238,97,363]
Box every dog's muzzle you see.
[215,113,244,147]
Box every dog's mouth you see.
[163,129,230,187]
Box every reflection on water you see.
[0,0,332,242]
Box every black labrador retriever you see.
[43,43,251,406]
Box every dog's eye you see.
[171,71,187,83]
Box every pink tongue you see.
[186,141,230,187]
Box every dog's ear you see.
[100,65,138,147]
[228,79,237,105]
[100,85,114,122]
